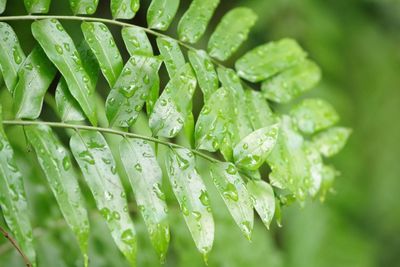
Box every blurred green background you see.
[1,0,400,266]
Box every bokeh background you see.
[1,0,400,266]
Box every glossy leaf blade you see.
[106,54,162,128]
[111,0,139,19]
[262,60,321,103]
[0,106,36,266]
[266,116,311,199]
[177,0,220,44]
[149,64,197,138]
[247,180,275,229]
[81,22,123,87]
[210,162,254,239]
[208,8,257,61]
[165,148,214,256]
[24,125,90,262]
[0,0,5,14]
[188,50,218,101]
[70,130,137,265]
[245,90,276,130]
[156,37,185,78]
[233,124,279,171]
[24,0,51,14]
[119,138,170,261]
[69,0,99,15]
[14,46,57,119]
[291,98,339,134]
[0,22,26,94]
[235,38,307,82]
[55,40,99,122]
[195,87,233,152]
[312,127,352,157]
[122,27,153,56]
[32,19,97,125]
[147,0,180,31]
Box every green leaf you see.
[0,106,36,266]
[188,50,218,101]
[262,59,321,103]
[233,124,279,171]
[318,165,338,201]
[165,148,214,257]
[266,116,310,199]
[177,0,220,44]
[32,19,97,125]
[149,64,196,138]
[70,130,137,265]
[69,0,99,15]
[247,180,275,229]
[146,76,160,115]
[304,141,323,197]
[0,22,26,94]
[210,162,253,240]
[106,54,162,128]
[147,0,180,31]
[24,0,51,14]
[0,0,5,14]
[195,87,233,152]
[55,40,99,122]
[122,27,153,56]
[156,37,185,77]
[235,38,307,82]
[111,0,139,19]
[24,125,90,264]
[291,98,339,134]
[119,138,170,262]
[312,127,352,157]
[81,22,123,87]
[13,46,57,119]
[245,90,276,130]
[208,8,257,61]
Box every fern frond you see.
[0,1,352,266]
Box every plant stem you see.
[2,120,220,164]
[0,226,33,267]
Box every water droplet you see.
[121,229,135,245]
[223,183,239,202]
[54,44,63,55]
[199,190,210,207]
[62,157,71,170]
[134,163,142,172]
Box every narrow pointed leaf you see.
[233,124,279,171]
[70,131,137,265]
[291,98,339,134]
[147,0,180,31]
[156,37,185,77]
[146,76,159,115]
[119,138,170,262]
[312,127,352,157]
[0,106,36,266]
[235,38,307,82]
[106,54,162,127]
[81,22,123,87]
[262,60,321,103]
[149,64,196,138]
[208,8,257,61]
[177,0,220,44]
[247,180,275,229]
[111,0,139,19]
[0,0,5,14]
[304,141,323,197]
[188,50,218,101]
[14,46,57,119]
[195,87,233,152]
[24,125,90,262]
[0,22,26,93]
[122,27,153,56]
[245,90,276,129]
[165,148,214,256]
[210,162,254,239]
[24,0,51,14]
[69,0,99,15]
[266,116,311,199]
[318,165,338,201]
[32,19,97,125]
[55,40,99,122]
